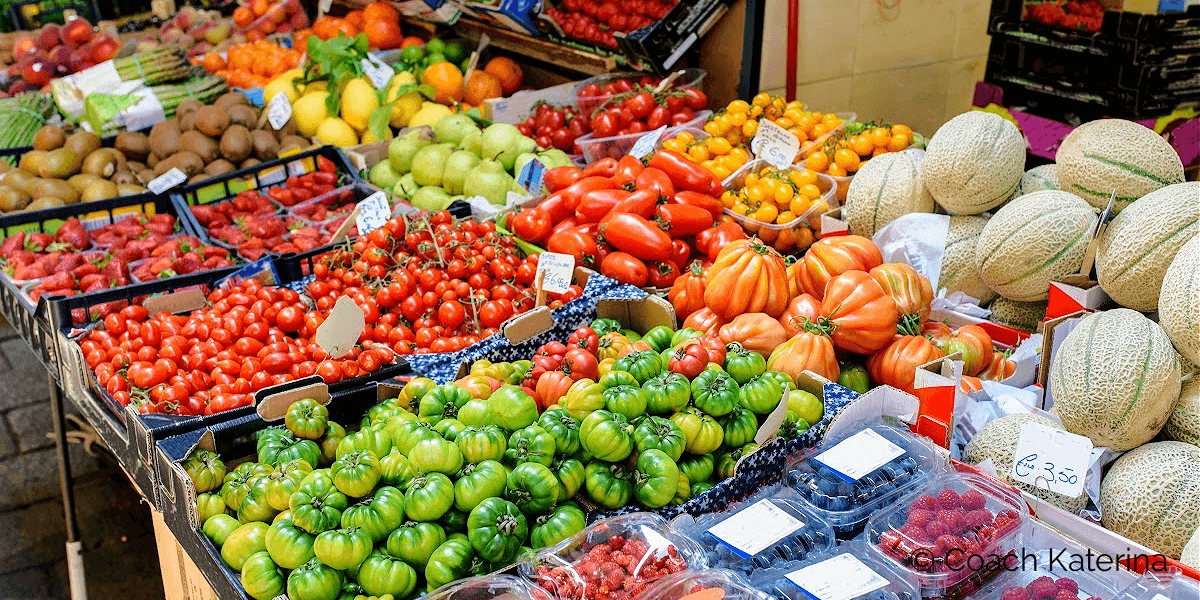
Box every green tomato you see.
[602,385,647,420]
[764,370,794,392]
[778,410,811,440]
[467,498,529,564]
[838,363,870,394]
[196,493,228,523]
[439,507,469,534]
[330,449,382,498]
[642,372,691,415]
[221,521,269,571]
[221,462,272,511]
[410,436,465,475]
[424,538,478,592]
[551,456,585,502]
[378,449,417,489]
[386,521,446,569]
[241,551,286,600]
[690,369,739,417]
[504,461,559,515]
[578,410,634,462]
[590,318,622,336]
[641,325,675,352]
[584,460,633,509]
[264,461,312,511]
[313,527,372,571]
[670,327,704,347]
[633,449,680,508]
[677,453,714,484]
[612,350,663,385]
[357,553,417,598]
[404,472,455,522]
[671,472,692,505]
[335,427,392,461]
[560,378,606,421]
[715,443,758,481]
[265,519,316,570]
[289,471,349,534]
[621,329,641,341]
[336,582,364,600]
[504,424,556,467]
[318,422,346,467]
[632,415,687,461]
[719,404,760,448]
[183,449,226,493]
[600,370,639,389]
[365,400,405,428]
[287,557,344,600]
[286,398,330,440]
[739,373,785,415]
[393,421,440,456]
[487,385,539,432]
[259,428,321,468]
[340,485,406,544]
[238,476,280,523]
[457,398,492,427]
[724,342,766,384]
[203,513,241,547]
[456,426,508,464]
[669,407,725,455]
[786,389,825,425]
[691,481,713,497]
[434,418,466,441]
[530,503,586,549]
[453,460,507,512]
[537,407,581,455]
[418,383,473,422]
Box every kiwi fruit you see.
[149,119,181,159]
[82,148,123,178]
[68,173,104,192]
[176,99,204,119]
[64,131,101,158]
[0,159,10,173]
[251,130,279,161]
[279,135,310,153]
[194,106,230,138]
[180,131,220,164]
[117,184,146,196]
[274,118,298,142]
[81,180,119,202]
[219,125,253,164]
[40,148,82,179]
[154,150,204,177]
[205,159,236,176]
[33,125,66,151]
[115,131,151,162]
[31,179,79,204]
[18,150,45,173]
[111,169,137,186]
[146,153,159,169]
[240,157,261,169]
[26,197,67,211]
[0,186,30,211]
[1,169,37,195]
[187,173,210,184]
[214,92,250,111]
[228,104,259,129]
[179,110,197,132]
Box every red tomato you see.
[600,251,649,286]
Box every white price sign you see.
[267,92,293,130]
[706,499,804,559]
[148,168,187,194]
[535,252,575,294]
[1010,421,1092,498]
[355,191,391,234]
[751,118,800,170]
[628,125,667,159]
[361,54,394,89]
[814,428,905,482]
[786,554,890,600]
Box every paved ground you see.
[0,318,165,600]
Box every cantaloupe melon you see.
[1056,118,1185,213]
[1166,378,1200,447]
[1183,527,1200,570]
[1161,235,1200,365]
[975,191,1098,302]
[940,216,997,303]
[988,298,1047,333]
[964,413,1088,513]
[843,152,935,237]
[1049,308,1182,451]
[1099,441,1200,559]
[1096,182,1200,312]
[1017,164,1060,195]
[921,111,1025,215]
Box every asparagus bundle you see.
[154,73,229,119]
[0,93,56,156]
[114,48,192,86]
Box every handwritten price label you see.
[751,118,800,170]
[355,191,391,235]
[148,168,186,194]
[628,126,667,159]
[361,54,394,89]
[1010,421,1092,497]
[535,252,574,294]
[267,92,292,130]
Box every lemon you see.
[409,102,452,129]
[340,78,379,132]
[385,71,422,128]
[303,80,329,94]
[293,92,330,138]
[360,126,393,144]
[316,117,359,147]
[265,69,304,103]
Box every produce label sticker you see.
[217,256,279,290]
[751,118,800,170]
[148,168,187,194]
[267,92,293,130]
[628,126,668,159]
[814,428,905,482]
[1011,421,1092,497]
[115,86,166,133]
[355,191,391,234]
[517,159,546,195]
[535,251,574,294]
[51,59,122,118]
[786,554,890,600]
[315,295,365,358]
[362,54,395,90]
[706,499,804,559]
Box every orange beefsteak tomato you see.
[668,260,707,320]
[866,335,946,394]
[821,270,899,354]
[767,330,840,383]
[704,238,790,320]
[978,352,1015,381]
[682,307,725,334]
[778,293,822,337]
[921,322,994,376]
[869,263,933,330]
[795,235,883,300]
[718,313,788,359]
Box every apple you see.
[62,17,93,48]
[161,27,183,44]
[90,35,118,63]
[48,45,70,75]
[14,35,37,56]
[204,21,230,44]
[67,47,91,72]
[22,59,51,86]
[8,80,30,93]
[38,25,60,50]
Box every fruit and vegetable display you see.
[0,127,148,213]
[542,0,680,49]
[2,18,120,92]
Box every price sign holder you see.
[534,252,574,307]
[315,296,365,358]
[751,118,800,170]
[361,54,395,90]
[1010,421,1092,498]
[148,168,187,194]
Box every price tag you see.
[786,554,890,600]
[267,92,292,130]
[1010,421,1092,497]
[355,191,391,234]
[534,251,574,294]
[361,54,394,90]
[814,428,906,482]
[318,0,331,14]
[315,296,365,358]
[217,256,279,290]
[516,159,546,195]
[628,126,667,159]
[751,118,800,170]
[148,168,187,194]
[707,499,804,559]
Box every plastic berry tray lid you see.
[1111,568,1200,600]
[520,513,708,600]
[424,574,554,600]
[632,569,773,600]
[679,487,835,578]
[786,421,944,536]
[749,542,921,600]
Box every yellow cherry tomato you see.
[789,196,813,215]
[777,211,796,224]
[727,100,750,113]
[745,185,768,204]
[822,113,841,127]
[744,172,759,187]
[706,136,733,155]
[851,135,874,157]
[869,127,891,148]
[752,93,772,107]
[688,145,711,162]
[721,191,740,207]
[826,163,847,177]
[798,183,822,199]
[773,180,794,204]
[732,202,751,216]
[892,123,913,142]
[834,148,861,172]
[704,122,722,136]
[752,203,778,223]
[711,164,733,181]
[887,135,910,152]
[730,147,751,163]
[805,151,829,172]
[790,169,818,187]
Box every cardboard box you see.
[1036,310,1092,411]
[912,356,964,449]
[1047,276,1112,319]
[152,509,221,600]
[819,207,850,239]
[482,79,585,124]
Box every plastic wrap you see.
[424,574,553,600]
[633,569,773,600]
[751,543,921,600]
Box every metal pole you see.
[786,0,798,102]
[739,0,765,101]
[49,374,88,600]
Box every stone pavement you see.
[0,318,165,600]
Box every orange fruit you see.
[331,18,359,38]
[363,18,403,50]
[251,0,270,17]
[202,52,226,73]
[246,29,265,42]
[400,36,425,48]
[345,10,365,29]
[483,57,523,95]
[423,61,464,104]
[363,1,400,24]
[233,6,254,27]
[464,71,503,106]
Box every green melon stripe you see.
[871,159,898,233]
[998,225,1091,287]
[1115,318,1153,428]
[1070,182,1141,202]
[1149,453,1195,537]
[1081,315,1100,424]
[980,206,1071,271]
[1081,153,1180,186]
[1184,251,1198,347]
[1107,221,1198,282]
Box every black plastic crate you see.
[988,34,1200,92]
[614,0,733,72]
[988,0,1200,59]
[984,66,1200,118]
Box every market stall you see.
[0,1,1198,600]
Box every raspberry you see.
[907,509,934,527]
[960,489,987,510]
[967,508,995,529]
[925,520,952,539]
[1027,576,1060,600]
[1001,587,1030,600]
[998,508,1020,520]
[911,494,940,511]
[935,509,962,532]
[935,534,964,555]
[1055,578,1079,594]
[937,489,961,509]
[1055,591,1078,600]
[994,514,1017,533]
[960,536,982,556]
[898,523,928,541]
[977,525,997,543]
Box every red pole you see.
[786,0,798,101]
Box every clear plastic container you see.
[1112,568,1200,600]
[797,112,856,160]
[575,111,713,163]
[425,574,553,600]
[830,173,853,204]
[634,569,773,600]
[679,488,835,578]
[575,68,708,116]
[285,183,369,223]
[787,421,942,541]
[238,0,309,36]
[720,160,837,255]
[521,513,707,600]
[966,547,1131,600]
[750,543,921,600]
[865,473,1030,600]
